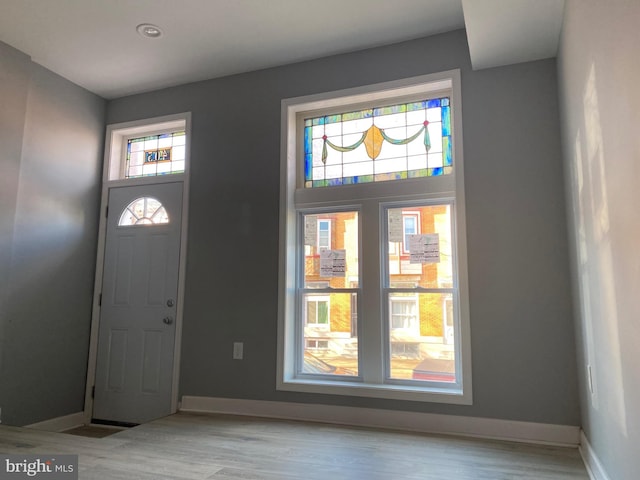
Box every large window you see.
[278,72,471,404]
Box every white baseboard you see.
[26,412,85,433]
[180,396,580,447]
[579,430,611,480]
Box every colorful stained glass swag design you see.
[322,122,431,162]
[304,98,452,188]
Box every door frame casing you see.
[84,112,191,423]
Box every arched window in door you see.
[118,197,169,226]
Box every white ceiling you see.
[0,0,564,99]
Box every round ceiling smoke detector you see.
[136,23,163,38]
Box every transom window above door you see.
[126,131,186,178]
[104,113,190,182]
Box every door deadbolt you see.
[166,299,175,307]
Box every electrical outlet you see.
[233,342,244,360]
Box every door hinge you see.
[98,293,102,306]
[105,205,109,218]
[91,386,95,399]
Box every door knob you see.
[163,316,174,325]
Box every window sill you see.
[277,377,471,405]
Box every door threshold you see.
[91,418,139,428]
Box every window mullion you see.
[359,200,384,384]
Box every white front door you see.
[93,182,183,424]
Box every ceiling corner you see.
[462,0,565,71]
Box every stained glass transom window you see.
[118,197,169,226]
[126,131,186,178]
[304,97,451,188]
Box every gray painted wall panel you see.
[463,62,578,424]
[0,43,31,381]
[558,1,640,479]
[0,46,105,425]
[106,30,579,425]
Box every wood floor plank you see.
[0,412,588,479]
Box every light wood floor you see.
[63,425,126,439]
[0,412,589,479]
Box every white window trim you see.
[277,71,471,405]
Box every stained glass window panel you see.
[171,160,185,173]
[304,97,451,188]
[126,131,186,179]
[426,152,443,168]
[407,155,428,171]
[158,134,172,148]
[172,133,186,146]
[343,161,373,178]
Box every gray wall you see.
[558,1,640,479]
[0,44,30,383]
[0,41,106,425]
[108,29,579,425]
